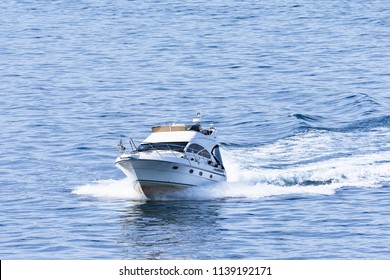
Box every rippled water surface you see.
[1,0,389,259]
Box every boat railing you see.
[119,140,215,167]
[117,138,139,155]
[129,138,137,151]
[125,142,192,165]
[152,144,195,166]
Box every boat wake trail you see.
[217,127,389,198]
[73,127,390,201]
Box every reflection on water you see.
[118,200,224,259]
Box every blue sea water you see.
[0,0,389,259]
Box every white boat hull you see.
[115,113,227,199]
[115,155,226,199]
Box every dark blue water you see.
[1,0,389,259]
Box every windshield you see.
[137,142,188,152]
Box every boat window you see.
[186,143,211,159]
[186,143,203,154]
[137,142,188,152]
[211,145,224,169]
[199,149,211,159]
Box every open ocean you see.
[1,0,389,260]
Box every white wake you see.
[72,128,390,200]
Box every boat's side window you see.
[199,149,211,159]
[186,143,211,159]
[186,143,203,154]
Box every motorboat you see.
[115,113,227,199]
